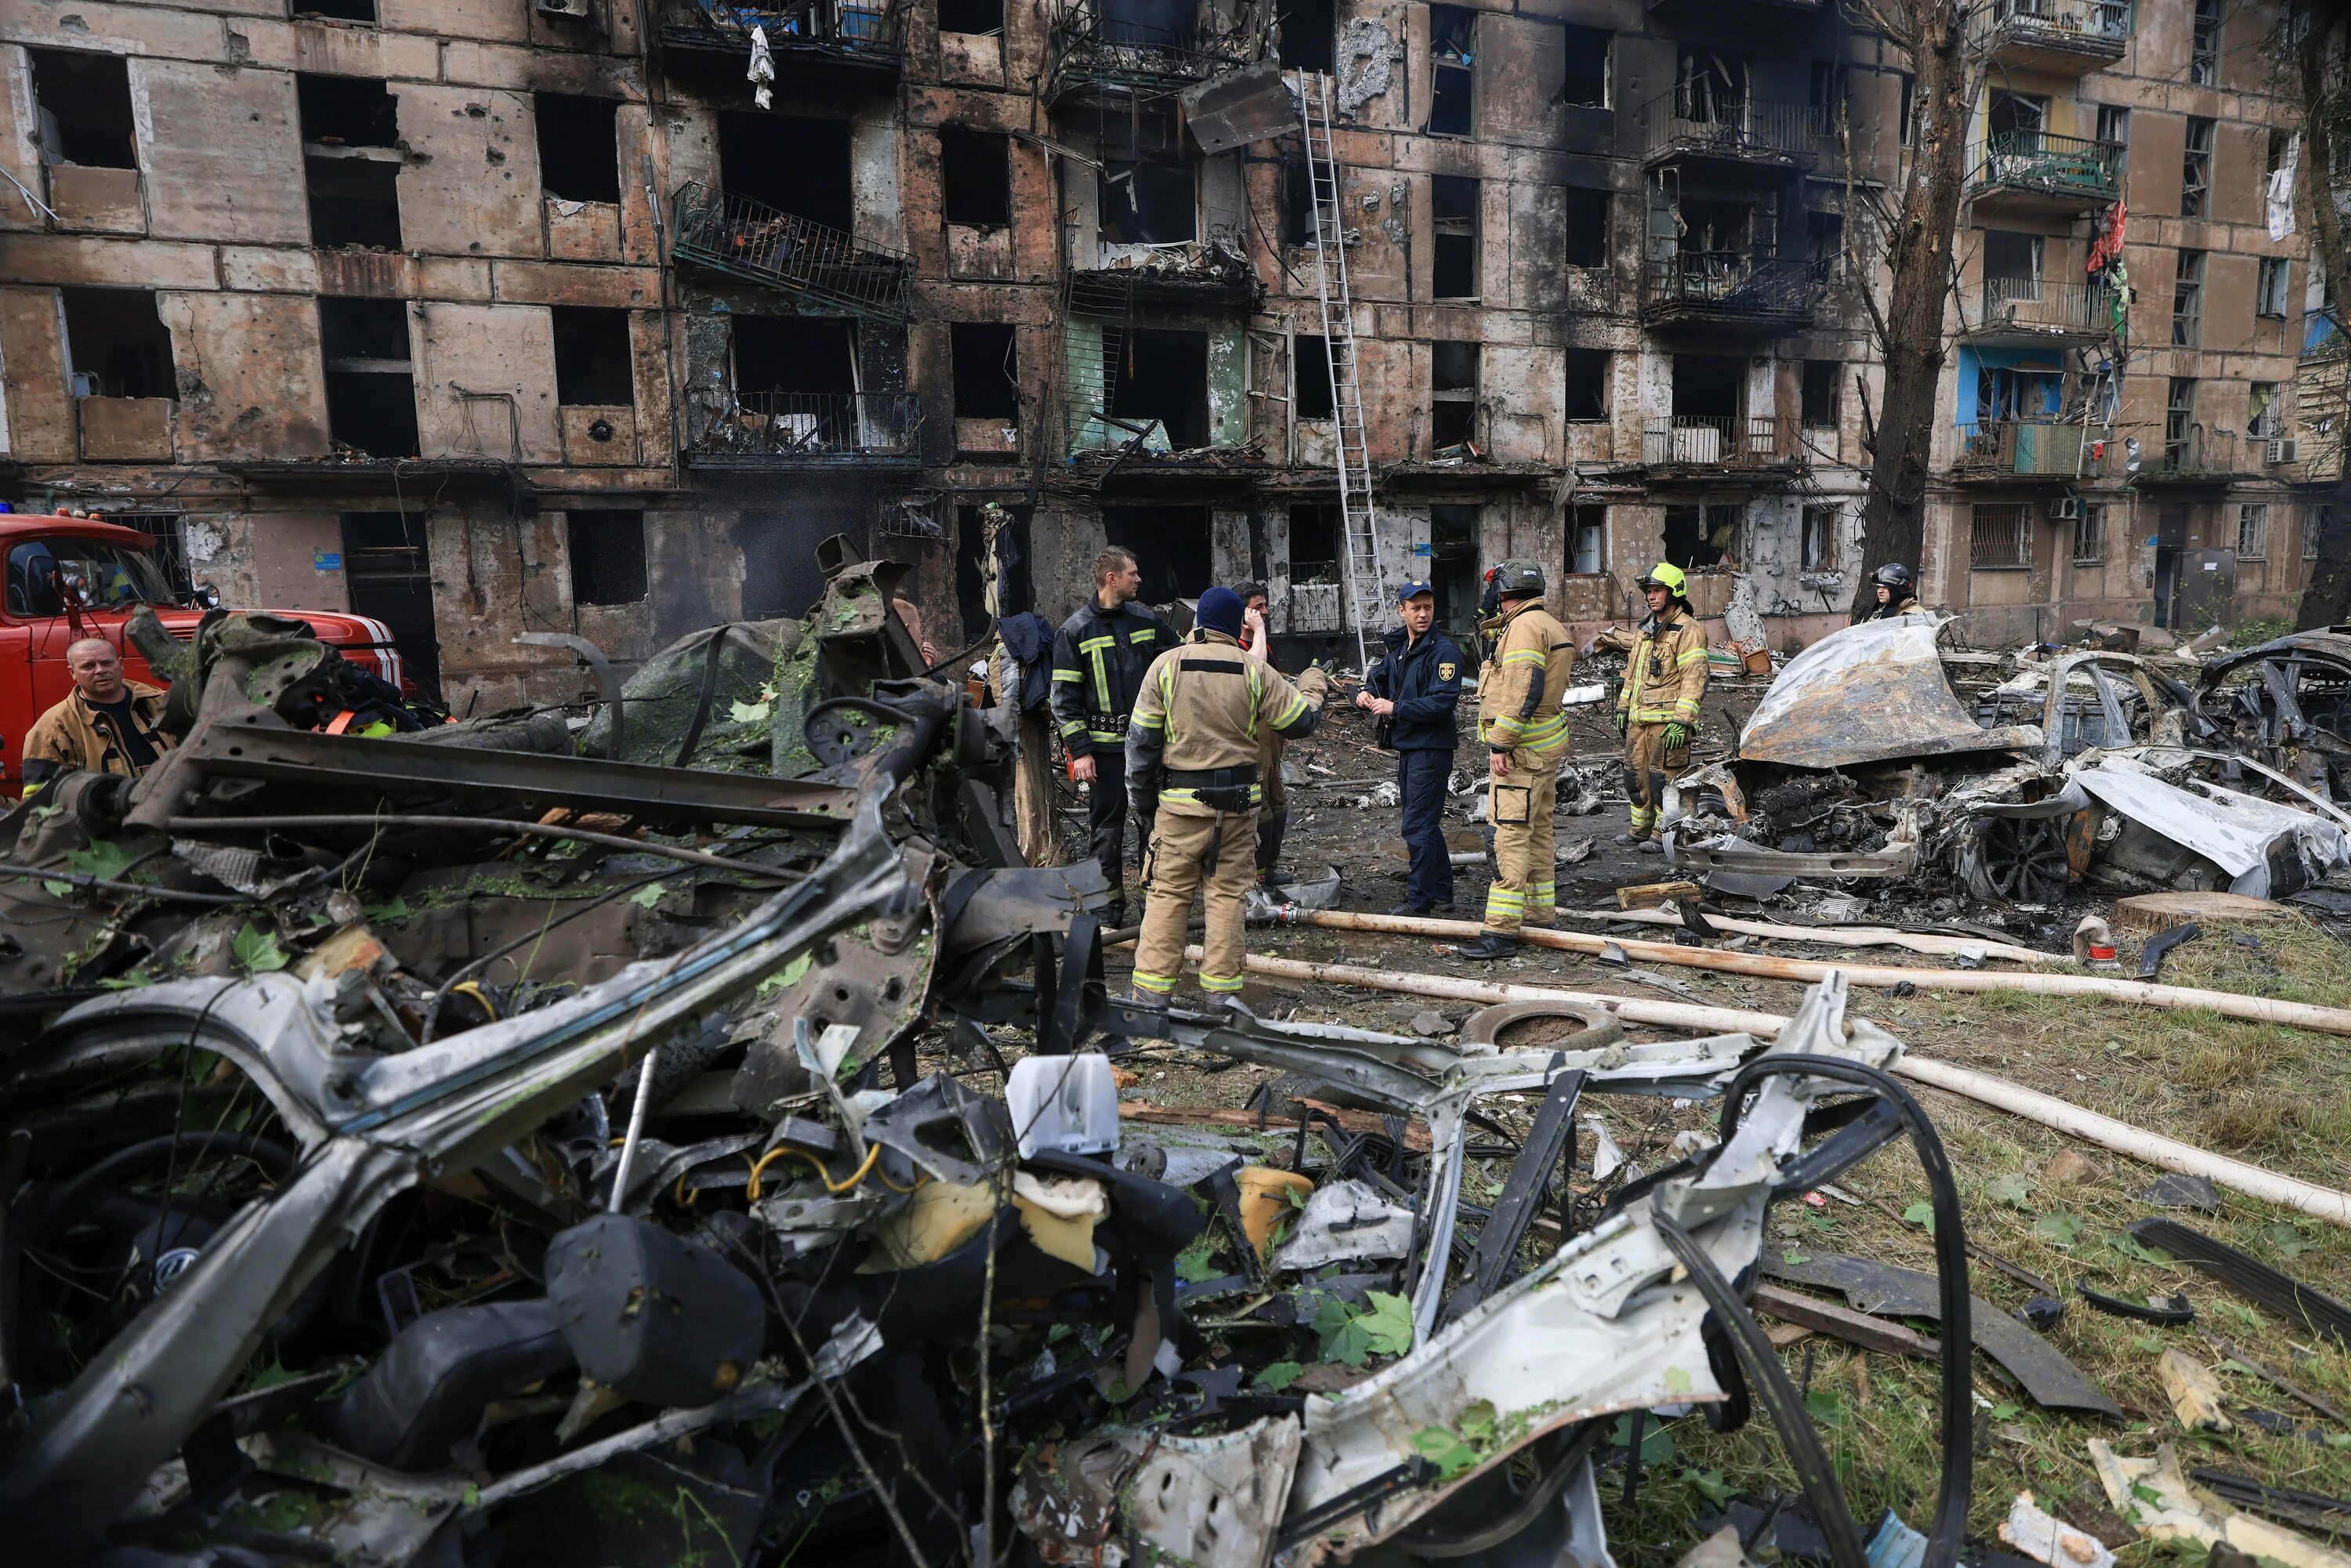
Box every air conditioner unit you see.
[536,0,592,20]
[2266,437,2299,464]
[2048,495,2081,520]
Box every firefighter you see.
[1235,581,1296,887]
[1050,547,1181,925]
[1458,560,1574,961]
[22,637,176,796]
[1614,562,1709,852]
[1856,562,1923,621]
[1126,586,1329,1004]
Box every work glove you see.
[1613,710,1630,737]
[1662,720,1690,751]
[1299,664,1331,704]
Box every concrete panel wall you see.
[397,85,543,259]
[411,301,561,462]
[134,60,308,244]
[159,289,332,459]
[0,287,70,462]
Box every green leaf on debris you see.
[66,840,143,883]
[1607,1414,1676,1466]
[2104,1232,2174,1267]
[1984,1173,2034,1209]
[362,895,411,923]
[41,880,71,898]
[1683,1468,1735,1508]
[1314,1291,1415,1367]
[2034,1213,2084,1249]
[2265,1222,2315,1259]
[1252,1361,1304,1392]
[755,953,813,999]
[233,923,288,974]
[1783,1248,1811,1266]
[1902,1200,1936,1234]
[1991,1403,2020,1421]
[2219,1301,2262,1329]
[1806,1211,1838,1234]
[625,884,667,909]
[728,697,773,724]
[1173,1229,1223,1284]
[1804,1387,1842,1424]
[1410,1426,1481,1481]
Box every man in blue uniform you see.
[1357,581,1464,914]
[1050,547,1181,925]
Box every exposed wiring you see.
[746,1142,882,1201]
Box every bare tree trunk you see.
[2293,13,2351,630]
[1850,1,1972,620]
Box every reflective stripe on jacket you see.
[1617,609,1708,726]
[1127,631,1325,807]
[1475,599,1574,755]
[1048,599,1178,754]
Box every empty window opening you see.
[1283,154,1317,246]
[1801,504,1837,570]
[1975,364,2059,422]
[1110,328,1210,448]
[734,315,857,395]
[936,0,1003,33]
[1568,504,1605,574]
[1294,335,1335,420]
[952,322,1020,420]
[1809,60,1848,122]
[2258,256,2291,317]
[1429,503,1480,626]
[1432,175,1478,299]
[1806,210,1844,270]
[1987,90,2045,143]
[1563,187,1609,269]
[1674,196,1756,265]
[2191,0,2221,85]
[534,94,621,205]
[2172,249,2204,346]
[62,288,174,400]
[1288,503,1340,581]
[1099,157,1194,244]
[1564,348,1609,421]
[552,307,634,407]
[341,513,438,698]
[1558,26,1609,108]
[2248,381,2281,439]
[2096,103,2130,172]
[295,0,379,21]
[1663,504,1737,571]
[2182,117,2214,218]
[1429,6,1474,136]
[299,73,398,147]
[1674,48,1747,124]
[1983,230,2044,296]
[321,296,418,457]
[300,75,401,250]
[1430,341,1477,448]
[1801,360,1840,427]
[28,49,136,168]
[567,510,648,605]
[1671,353,1743,418]
[940,127,1012,228]
[719,112,851,228]
[1970,504,2030,569]
[1277,0,1335,72]
[1103,505,1212,599]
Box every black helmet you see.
[1871,563,1915,591]
[1486,559,1545,597]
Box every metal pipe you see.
[165,815,798,880]
[607,1045,663,1212]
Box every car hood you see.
[1740,614,2042,770]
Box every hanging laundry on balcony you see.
[747,24,774,108]
[2268,132,2299,242]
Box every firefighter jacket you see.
[1364,625,1465,751]
[1126,630,1326,813]
[22,681,174,793]
[1475,599,1574,757]
[1617,607,1709,726]
[1857,595,1923,622]
[1049,599,1179,756]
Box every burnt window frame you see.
[551,306,636,407]
[1431,174,1479,300]
[940,125,1013,230]
[1563,348,1609,422]
[27,48,138,169]
[1428,5,1476,137]
[566,509,650,606]
[534,92,623,206]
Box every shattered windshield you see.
[4,538,178,617]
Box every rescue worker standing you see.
[1126,587,1328,1004]
[1460,561,1574,961]
[1050,548,1180,925]
[1856,562,1923,621]
[1614,563,1709,852]
[22,637,176,795]
[1357,581,1464,914]
[1235,581,1296,887]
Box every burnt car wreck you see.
[0,545,2003,1568]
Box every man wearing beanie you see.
[1125,585,1329,1005]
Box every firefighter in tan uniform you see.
[1614,563,1710,850]
[1459,560,1574,961]
[1126,587,1328,1003]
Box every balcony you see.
[685,390,922,469]
[1951,420,2088,482]
[2139,426,2251,487]
[657,0,904,87]
[1639,251,1819,335]
[671,183,913,322]
[1639,90,1828,172]
[1972,0,2130,76]
[1960,279,2115,345]
[1967,132,2122,215]
[1046,6,1259,112]
[1643,415,1801,473]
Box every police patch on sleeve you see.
[1437,661,1457,680]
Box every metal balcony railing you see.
[1976,0,2132,53]
[2153,425,2246,480]
[1968,132,2123,205]
[1953,419,2088,478]
[670,183,913,321]
[1046,6,1257,103]
[1642,415,1798,469]
[1639,89,1830,165]
[1965,277,2114,338]
[659,0,904,70]
[1640,251,1820,329]
[687,390,922,465]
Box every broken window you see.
[534,94,621,205]
[1987,89,2046,150]
[1558,26,1608,108]
[951,322,1020,420]
[1975,364,2059,422]
[1806,209,1843,270]
[1294,335,1335,419]
[1277,0,1335,72]
[2165,375,2197,465]
[1809,60,1847,127]
[719,112,851,229]
[940,127,1012,229]
[341,512,438,697]
[299,74,401,250]
[1663,504,1737,570]
[1801,504,1837,571]
[296,0,379,20]
[1099,156,1195,245]
[1562,187,1609,268]
[1673,48,1747,126]
[1110,328,1210,448]
[2258,256,2291,318]
[1801,360,1839,427]
[567,511,648,605]
[1430,341,1477,449]
[936,0,1002,33]
[1432,176,1478,299]
[1568,504,1605,574]
[1283,154,1317,247]
[735,315,857,400]
[2248,382,2281,439]
[1969,504,2031,570]
[2096,103,2130,174]
[1429,6,1475,136]
[1563,348,1608,421]
[552,307,634,407]
[2238,503,2269,559]
[321,298,418,456]
[2172,249,2204,346]
[27,49,136,168]
[1983,230,2044,298]
[2191,0,2221,85]
[62,288,174,400]
[1102,505,1212,598]
[1288,503,1340,581]
[2074,504,2104,563]
[2182,117,2213,218]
